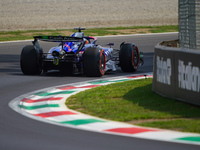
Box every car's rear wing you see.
[32,36,84,52]
[33,36,83,42]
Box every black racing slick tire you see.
[20,45,43,75]
[119,43,139,72]
[83,47,106,77]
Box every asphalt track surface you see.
[1,33,199,150]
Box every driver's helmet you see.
[74,32,84,38]
[73,32,89,45]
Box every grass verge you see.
[0,25,178,42]
[66,78,200,133]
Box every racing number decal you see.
[99,50,106,75]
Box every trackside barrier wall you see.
[152,44,200,106]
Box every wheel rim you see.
[99,50,106,75]
[132,47,139,69]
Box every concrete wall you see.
[153,44,200,106]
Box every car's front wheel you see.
[119,43,139,72]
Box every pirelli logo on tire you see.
[153,43,200,106]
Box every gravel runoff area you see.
[0,0,178,31]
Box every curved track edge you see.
[9,73,200,145]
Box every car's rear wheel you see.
[83,47,106,77]
[20,45,43,75]
[119,43,139,72]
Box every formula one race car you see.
[20,28,144,77]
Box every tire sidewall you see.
[119,43,139,72]
[20,45,43,75]
[83,47,106,77]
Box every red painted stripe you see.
[33,111,77,118]
[105,127,158,134]
[56,85,77,90]
[127,75,145,79]
[57,84,100,90]
[21,97,63,103]
[21,98,29,102]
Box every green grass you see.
[0,25,178,42]
[148,25,179,33]
[66,78,200,133]
[139,119,200,133]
